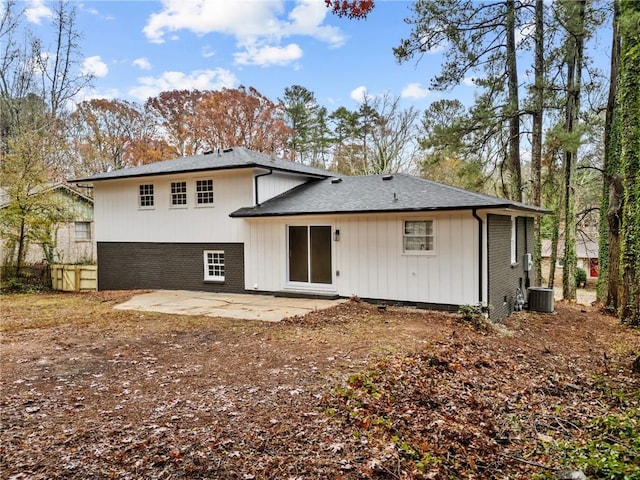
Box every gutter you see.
[230,204,544,218]
[472,209,484,306]
[254,168,273,206]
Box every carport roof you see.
[231,173,550,217]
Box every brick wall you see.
[97,242,244,293]
[487,215,534,320]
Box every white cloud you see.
[82,6,100,16]
[82,56,109,78]
[144,0,280,43]
[515,23,535,46]
[234,43,303,67]
[285,0,345,47]
[133,57,152,70]
[463,76,476,86]
[202,46,216,58]
[128,68,238,101]
[75,87,122,103]
[350,86,368,103]
[401,83,430,100]
[24,0,52,24]
[143,0,345,68]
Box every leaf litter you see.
[0,292,638,479]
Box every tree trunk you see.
[606,175,623,308]
[598,0,622,309]
[15,215,26,277]
[562,0,586,301]
[506,0,522,202]
[619,0,640,325]
[532,0,544,287]
[548,190,563,289]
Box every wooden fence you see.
[51,264,97,292]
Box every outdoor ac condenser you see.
[528,287,554,313]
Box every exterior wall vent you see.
[223,148,233,153]
[528,287,554,313]
[382,174,393,181]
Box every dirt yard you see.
[1,291,638,479]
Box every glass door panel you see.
[310,226,332,284]
[288,226,309,282]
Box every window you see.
[511,217,517,264]
[139,184,154,208]
[196,179,214,205]
[403,220,434,253]
[204,250,224,281]
[75,221,91,241]
[171,181,187,206]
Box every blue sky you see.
[20,0,471,110]
[21,0,612,112]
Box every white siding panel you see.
[256,173,309,204]
[244,211,479,306]
[245,218,287,292]
[93,170,253,243]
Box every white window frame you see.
[170,181,187,207]
[138,184,154,209]
[195,179,214,206]
[74,221,91,241]
[402,219,435,255]
[203,250,225,282]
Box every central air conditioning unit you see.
[528,287,555,313]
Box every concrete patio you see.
[114,290,346,322]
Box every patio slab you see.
[114,290,346,322]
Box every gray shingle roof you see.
[231,173,549,217]
[69,147,332,182]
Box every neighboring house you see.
[541,237,599,285]
[70,147,547,320]
[0,184,96,265]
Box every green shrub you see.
[458,304,489,332]
[576,267,587,287]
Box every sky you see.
[20,0,612,113]
[18,0,475,111]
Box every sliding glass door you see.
[288,225,332,285]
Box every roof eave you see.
[230,204,549,218]
[69,163,330,183]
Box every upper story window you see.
[171,181,187,206]
[403,220,435,253]
[196,179,214,205]
[74,221,91,241]
[139,184,154,208]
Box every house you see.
[70,147,547,320]
[541,237,599,286]
[0,183,96,266]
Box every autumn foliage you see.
[68,87,294,174]
[325,0,375,19]
[196,86,292,155]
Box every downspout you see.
[254,169,273,206]
[472,209,484,307]
[524,216,531,290]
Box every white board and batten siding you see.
[256,171,309,205]
[244,211,480,307]
[93,170,254,243]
